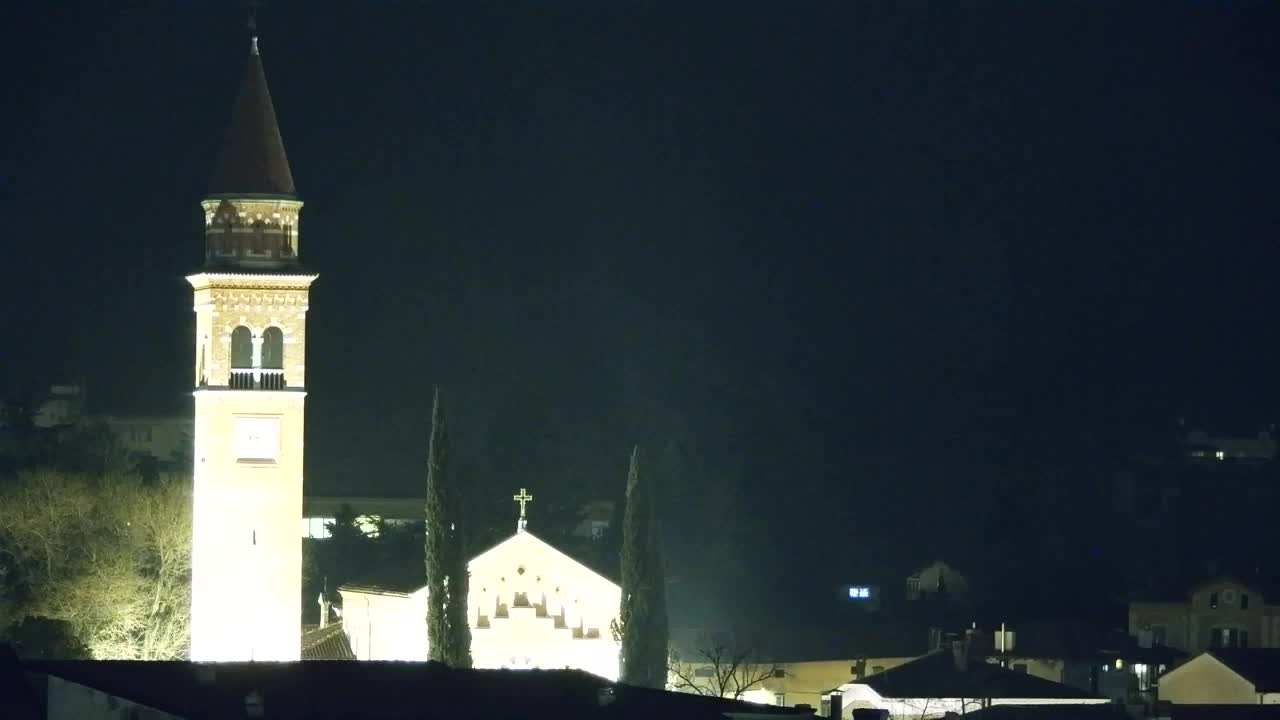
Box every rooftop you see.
[15,654,812,720]
[207,36,295,198]
[858,650,1100,700]
[960,705,1131,720]
[1204,648,1280,693]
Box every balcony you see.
[229,368,286,390]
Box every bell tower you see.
[188,29,315,661]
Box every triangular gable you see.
[1159,652,1252,689]
[469,531,619,594]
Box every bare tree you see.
[0,470,191,659]
[895,696,988,718]
[667,633,782,701]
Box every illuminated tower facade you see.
[188,34,315,661]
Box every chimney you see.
[828,690,843,720]
[318,593,330,629]
[951,640,968,672]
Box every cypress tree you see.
[618,445,669,688]
[424,387,472,667]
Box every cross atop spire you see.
[248,0,259,54]
[513,488,533,533]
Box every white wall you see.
[338,588,429,661]
[1159,654,1259,704]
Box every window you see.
[1209,592,1219,610]
[261,327,284,369]
[820,699,831,718]
[230,326,253,368]
[871,666,884,674]
[1241,593,1250,610]
[772,668,786,678]
[1013,663,1028,674]
[1210,627,1248,648]
[774,693,786,706]
[1151,625,1167,647]
[694,667,714,678]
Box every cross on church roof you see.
[513,488,533,533]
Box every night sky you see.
[4,1,1278,625]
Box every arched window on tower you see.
[230,326,253,389]
[260,327,285,390]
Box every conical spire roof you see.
[208,37,296,197]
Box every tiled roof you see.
[301,623,354,660]
[860,650,1100,700]
[208,38,295,197]
[1208,648,1280,692]
[960,704,1130,720]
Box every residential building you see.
[1129,576,1280,653]
[823,648,1108,719]
[301,495,425,538]
[99,415,193,464]
[966,621,1183,705]
[668,621,936,710]
[906,561,970,602]
[1157,648,1280,705]
[1181,426,1278,464]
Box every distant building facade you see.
[339,521,622,679]
[301,496,425,539]
[906,561,970,601]
[1129,577,1280,654]
[99,415,192,465]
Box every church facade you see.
[340,501,622,679]
[188,34,315,662]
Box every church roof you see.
[207,37,296,198]
[470,530,620,589]
[341,560,425,596]
[340,529,619,597]
[301,623,355,660]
